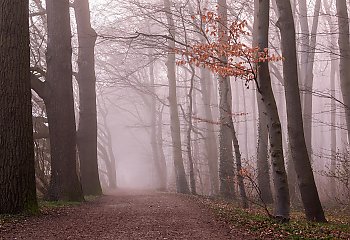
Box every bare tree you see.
[256,0,290,220]
[45,0,84,201]
[73,0,102,196]
[164,0,190,194]
[275,0,326,222]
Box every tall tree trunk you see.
[257,0,290,219]
[336,0,350,145]
[186,65,197,195]
[163,0,190,194]
[251,88,258,157]
[301,0,322,161]
[46,0,84,201]
[192,86,205,194]
[325,0,338,196]
[190,3,219,194]
[275,0,326,222]
[0,0,38,213]
[218,0,236,198]
[200,65,220,196]
[241,81,249,159]
[74,0,102,196]
[253,0,273,204]
[149,56,167,190]
[297,0,309,89]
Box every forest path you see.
[0,190,244,240]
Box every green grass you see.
[197,197,350,239]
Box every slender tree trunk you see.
[74,0,102,196]
[336,0,350,144]
[186,64,197,195]
[325,0,338,196]
[275,0,326,222]
[229,119,248,208]
[0,0,38,213]
[301,0,322,161]
[97,139,116,189]
[257,0,290,219]
[192,86,204,194]
[157,107,168,190]
[251,88,257,156]
[253,0,273,204]
[200,66,220,195]
[97,98,117,190]
[297,0,309,89]
[163,0,189,194]
[241,82,249,160]
[218,0,236,198]
[46,0,84,201]
[149,56,167,190]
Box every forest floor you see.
[1,190,349,240]
[0,190,245,240]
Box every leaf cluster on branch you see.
[175,11,283,83]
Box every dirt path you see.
[0,191,245,240]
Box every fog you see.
[28,0,350,215]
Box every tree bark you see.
[0,0,38,213]
[324,0,337,197]
[74,0,102,196]
[336,0,350,145]
[97,98,117,190]
[186,64,197,195]
[257,0,290,219]
[301,0,322,160]
[229,119,248,208]
[275,0,326,222]
[157,107,168,190]
[149,56,167,191]
[253,0,273,204]
[163,0,190,194]
[46,0,84,201]
[199,68,220,195]
[218,0,236,198]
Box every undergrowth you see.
[197,196,350,239]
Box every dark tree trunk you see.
[257,0,290,219]
[275,0,326,222]
[0,0,38,214]
[46,0,84,201]
[74,0,102,196]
